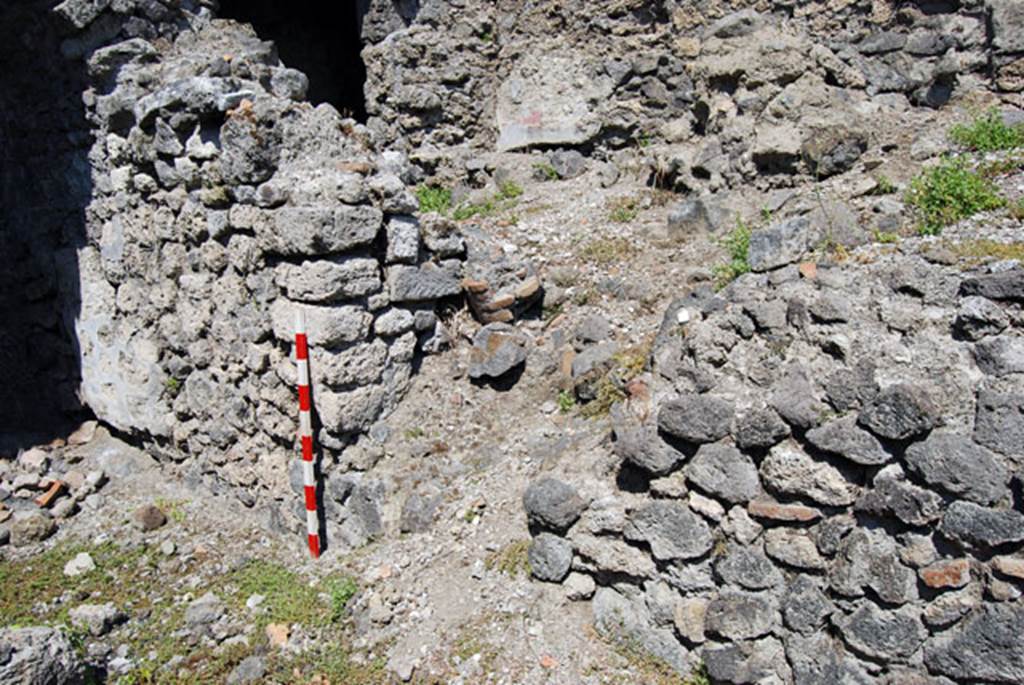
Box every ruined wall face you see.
[34,0,462,541]
[525,252,1024,683]
[362,0,1021,185]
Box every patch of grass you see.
[557,389,576,413]
[164,377,181,398]
[542,302,564,323]
[0,541,152,628]
[498,181,523,199]
[607,634,709,685]
[450,182,522,221]
[4,540,376,685]
[415,185,452,214]
[573,288,596,306]
[872,229,900,244]
[224,559,357,630]
[404,426,426,440]
[869,175,897,195]
[450,622,500,674]
[578,339,652,419]
[608,196,640,223]
[579,379,627,419]
[484,540,531,577]
[328,576,359,623]
[1011,197,1024,221]
[686,662,711,685]
[950,109,1024,152]
[905,156,1005,235]
[154,498,188,524]
[978,153,1024,178]
[533,162,559,181]
[579,236,637,265]
[712,220,752,289]
[948,239,1024,264]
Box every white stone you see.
[63,552,96,577]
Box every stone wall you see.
[26,0,466,541]
[524,248,1024,683]
[362,0,1022,188]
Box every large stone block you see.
[270,300,372,347]
[268,205,382,256]
[496,50,613,151]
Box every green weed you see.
[164,377,181,398]
[608,196,640,223]
[950,109,1024,152]
[557,389,576,413]
[450,182,522,220]
[978,153,1024,178]
[485,540,531,577]
[712,220,752,289]
[869,175,897,195]
[154,498,187,524]
[533,163,559,181]
[498,181,523,199]
[872,229,900,244]
[327,576,360,623]
[415,185,453,214]
[1011,197,1024,221]
[949,239,1024,264]
[579,237,637,265]
[905,156,1005,235]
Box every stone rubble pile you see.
[525,250,1024,683]
[0,422,108,548]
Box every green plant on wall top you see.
[712,219,752,289]
[905,156,1005,235]
[950,109,1024,152]
[415,185,452,214]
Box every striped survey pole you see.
[295,309,320,559]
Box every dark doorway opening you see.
[219,0,368,121]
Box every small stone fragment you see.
[69,603,126,637]
[764,528,826,570]
[528,533,573,582]
[131,504,167,532]
[747,499,821,523]
[656,394,733,444]
[468,323,528,380]
[858,383,941,440]
[523,478,585,532]
[624,500,712,561]
[185,592,225,629]
[685,443,760,504]
[227,656,267,685]
[759,442,857,506]
[919,559,971,590]
[704,590,779,641]
[905,432,1008,505]
[673,596,708,644]
[805,415,890,465]
[10,512,55,546]
[63,552,96,577]
[939,501,1024,550]
[834,602,926,662]
[564,572,596,600]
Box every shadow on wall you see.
[0,1,90,451]
[218,0,370,121]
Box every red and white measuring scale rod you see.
[294,310,320,559]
